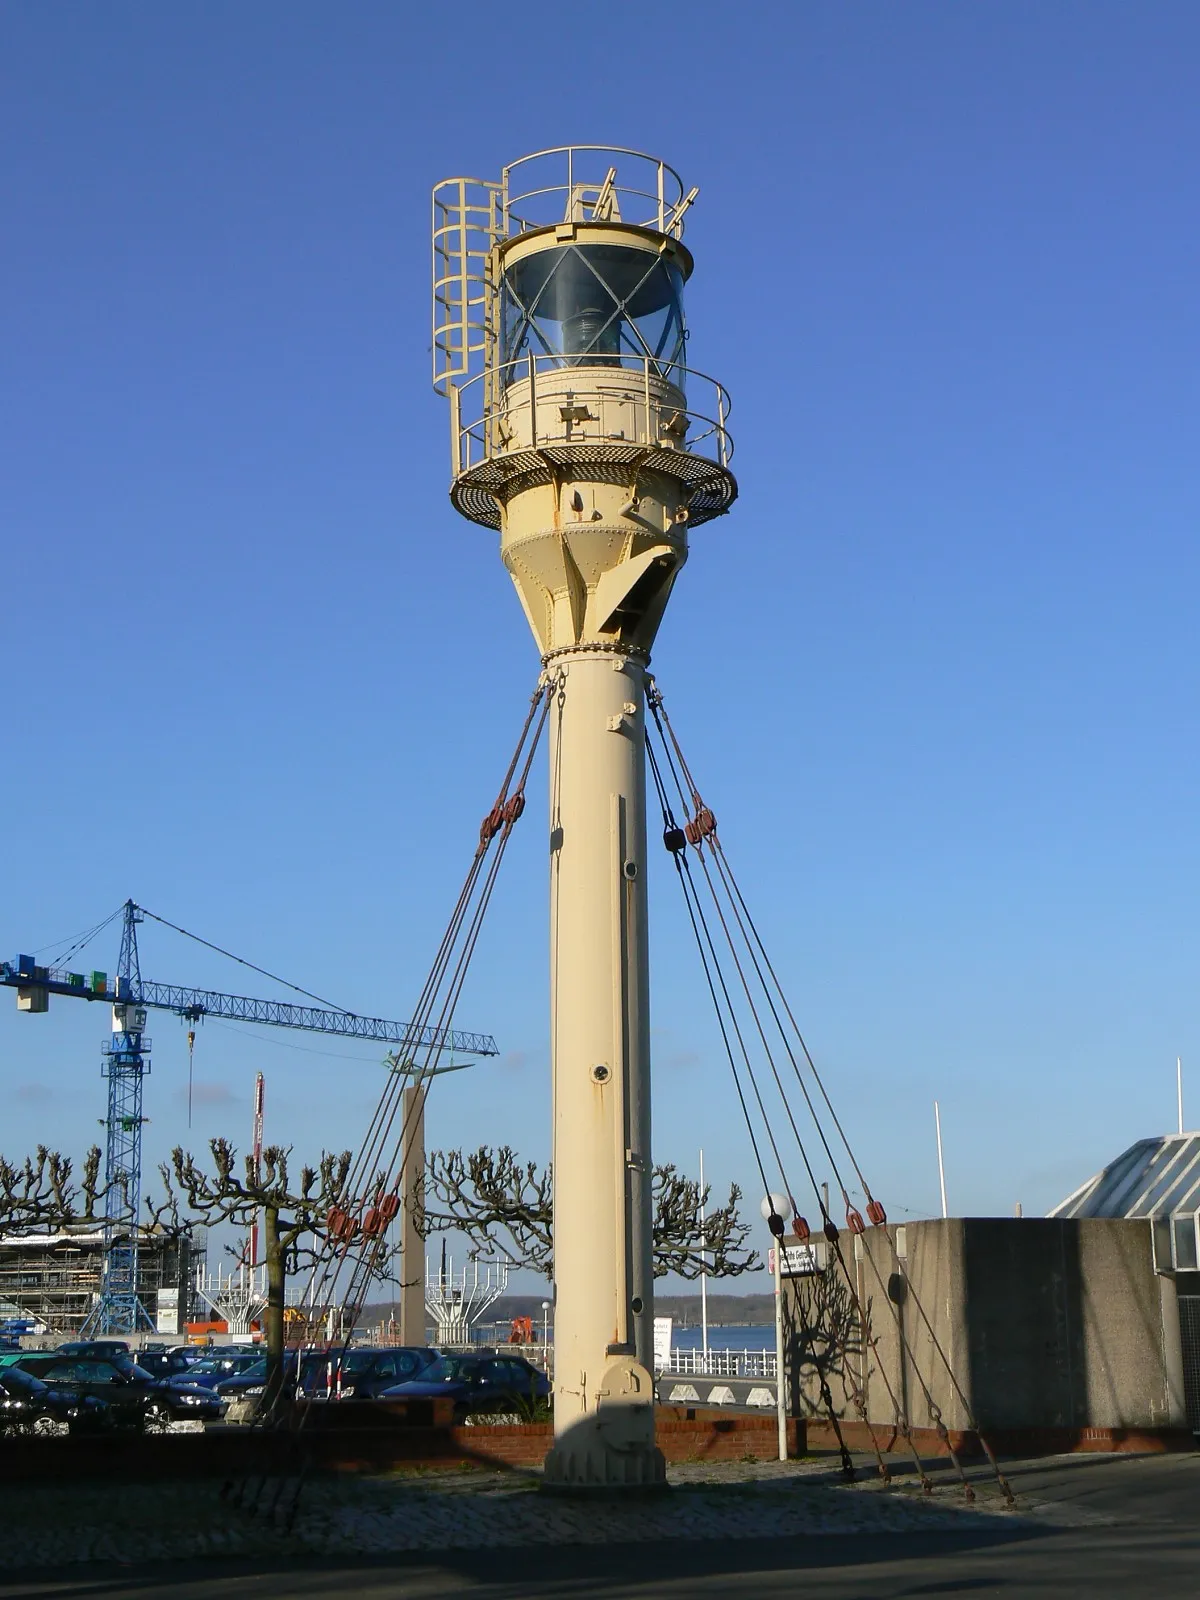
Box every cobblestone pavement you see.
[0,1456,1021,1569]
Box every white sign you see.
[652,1315,673,1372]
[155,1287,181,1335]
[768,1243,821,1278]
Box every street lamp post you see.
[760,1192,792,1462]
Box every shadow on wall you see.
[963,1219,1087,1429]
[781,1258,868,1423]
[780,1219,1182,1435]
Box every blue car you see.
[127,1348,205,1382]
[184,1351,265,1390]
[379,1353,550,1421]
[215,1352,303,1403]
[295,1346,439,1401]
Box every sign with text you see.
[768,1242,822,1278]
[652,1315,673,1372]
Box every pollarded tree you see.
[423,1145,759,1280]
[0,1145,105,1234]
[161,1140,351,1407]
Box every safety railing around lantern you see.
[450,354,733,480]
[501,146,692,238]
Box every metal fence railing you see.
[662,1347,777,1380]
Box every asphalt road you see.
[3,1452,1197,1598]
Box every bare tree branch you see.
[0,1145,107,1234]
[424,1146,554,1273]
[423,1147,760,1281]
[650,1164,760,1281]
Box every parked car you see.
[16,1354,224,1431]
[184,1351,264,1390]
[379,1354,550,1420]
[214,1351,302,1404]
[0,1365,109,1435]
[295,1346,439,1401]
[130,1348,205,1381]
[55,1340,130,1359]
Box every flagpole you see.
[700,1152,710,1363]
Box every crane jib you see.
[0,959,498,1056]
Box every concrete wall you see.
[783,1217,1186,1435]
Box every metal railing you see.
[451,354,733,479]
[501,146,692,238]
[663,1347,778,1379]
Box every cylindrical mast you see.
[548,649,655,1413]
[432,146,736,1488]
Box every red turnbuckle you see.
[793,1215,811,1243]
[846,1207,867,1236]
[684,806,717,846]
[866,1198,887,1227]
[325,1206,358,1244]
[479,804,505,848]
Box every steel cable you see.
[226,680,550,1521]
[647,682,1014,1503]
[646,733,858,1482]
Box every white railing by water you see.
[664,1347,777,1379]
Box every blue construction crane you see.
[2,900,498,1336]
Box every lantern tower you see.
[432,146,736,1487]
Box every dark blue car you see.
[127,1348,205,1382]
[295,1345,439,1401]
[215,1351,304,1402]
[184,1351,265,1390]
[18,1353,224,1429]
[379,1353,550,1420]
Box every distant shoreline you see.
[362,1291,775,1331]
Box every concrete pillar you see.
[398,1083,426,1347]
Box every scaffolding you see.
[0,1225,201,1336]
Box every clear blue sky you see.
[3,3,1198,1292]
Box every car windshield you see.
[232,1360,267,1382]
[301,1350,378,1380]
[418,1358,484,1383]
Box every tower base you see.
[542,1359,666,1491]
[542,1429,667,1492]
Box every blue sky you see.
[2,3,1198,1292]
